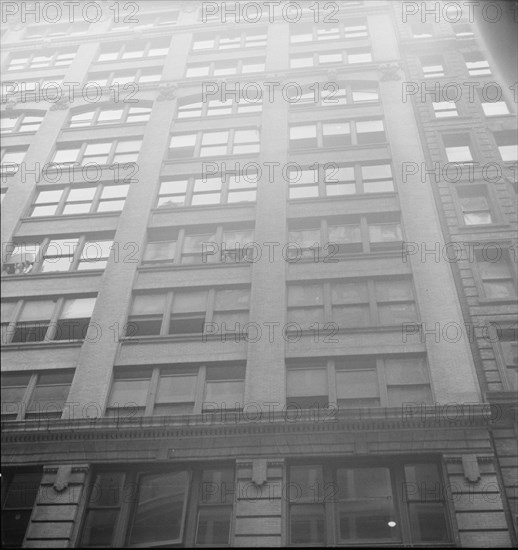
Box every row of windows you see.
[290,48,372,68]
[421,51,491,78]
[3,87,512,138]
[444,131,517,163]
[2,236,113,276]
[2,457,452,549]
[1,296,96,343]
[287,278,418,330]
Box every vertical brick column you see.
[63,33,192,418]
[24,464,89,548]
[233,458,284,547]
[244,21,290,410]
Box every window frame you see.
[287,276,419,332]
[286,458,452,546]
[1,369,74,421]
[50,139,142,168]
[287,162,395,200]
[126,287,251,339]
[156,172,258,209]
[168,128,260,159]
[79,464,236,548]
[1,295,97,344]
[5,48,76,71]
[473,247,518,302]
[95,38,170,63]
[289,119,386,151]
[29,182,130,218]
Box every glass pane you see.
[101,185,129,199]
[332,282,368,303]
[131,294,164,315]
[384,356,426,383]
[337,468,397,541]
[214,289,250,310]
[156,374,197,403]
[336,369,379,399]
[129,471,189,546]
[82,509,119,547]
[408,503,449,542]
[404,464,442,501]
[173,291,207,313]
[204,380,244,408]
[108,378,148,407]
[287,368,327,397]
[288,284,324,306]
[387,385,432,406]
[290,504,325,543]
[60,297,96,319]
[196,506,232,545]
[4,472,42,508]
[376,280,413,301]
[19,300,55,321]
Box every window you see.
[67,105,152,128]
[177,96,262,118]
[6,49,76,71]
[96,38,170,62]
[412,21,433,38]
[157,172,258,208]
[168,128,259,159]
[86,68,162,87]
[432,101,458,118]
[493,130,518,162]
[453,22,474,37]
[478,89,509,116]
[465,52,491,76]
[0,111,44,134]
[1,370,74,420]
[29,182,129,217]
[494,327,518,390]
[106,363,246,417]
[80,465,234,547]
[143,225,254,266]
[2,296,97,344]
[287,277,417,331]
[443,134,474,162]
[286,355,432,410]
[1,147,28,175]
[456,185,494,225]
[192,30,267,50]
[475,250,517,299]
[1,470,43,548]
[51,139,141,167]
[287,460,450,545]
[421,55,444,78]
[288,162,395,199]
[289,120,385,150]
[126,287,250,337]
[186,58,265,78]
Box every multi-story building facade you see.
[1,1,516,547]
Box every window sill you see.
[456,222,510,231]
[288,192,397,204]
[152,202,256,213]
[138,261,251,272]
[121,332,249,345]
[19,211,121,223]
[1,269,104,281]
[1,340,84,350]
[476,297,518,305]
[163,152,260,163]
[289,142,390,155]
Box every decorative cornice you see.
[50,97,71,111]
[1,405,497,447]
[378,62,402,81]
[156,83,178,102]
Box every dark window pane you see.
[408,503,449,542]
[196,506,232,545]
[82,509,119,547]
[129,472,189,546]
[290,504,325,544]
